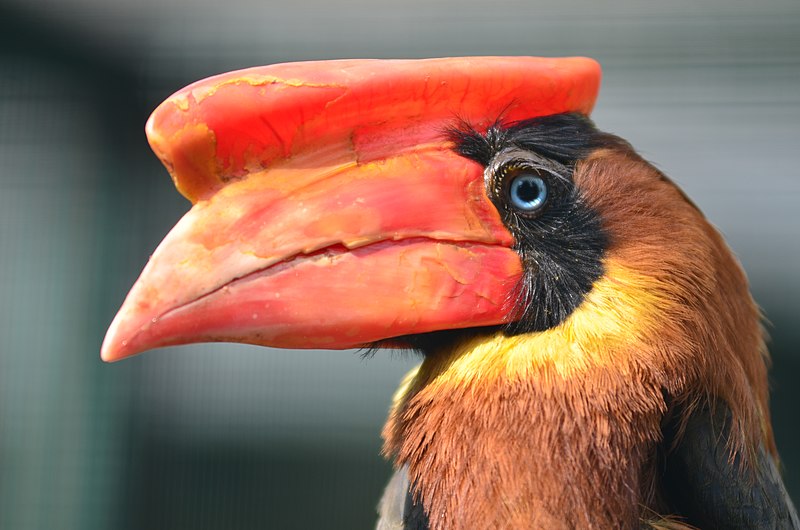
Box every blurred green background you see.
[1,0,798,528]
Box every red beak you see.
[101,57,600,361]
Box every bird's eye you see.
[507,172,548,214]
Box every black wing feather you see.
[662,402,799,529]
[376,466,429,530]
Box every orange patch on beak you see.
[102,57,601,361]
[102,144,522,360]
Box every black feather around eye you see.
[505,192,606,334]
[448,113,607,167]
[450,112,609,334]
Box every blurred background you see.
[1,0,798,528]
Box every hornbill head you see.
[102,58,792,529]
[101,57,602,358]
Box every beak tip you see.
[100,328,124,363]
[100,312,139,363]
[100,340,121,363]
[99,349,117,363]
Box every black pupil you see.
[517,177,541,203]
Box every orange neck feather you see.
[382,149,769,529]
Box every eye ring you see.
[507,171,549,215]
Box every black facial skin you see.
[371,113,618,356]
[450,113,610,335]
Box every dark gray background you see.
[1,0,798,528]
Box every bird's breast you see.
[381,261,681,529]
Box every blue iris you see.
[509,173,548,213]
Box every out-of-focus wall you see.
[1,1,798,528]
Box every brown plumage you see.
[383,144,770,529]
[101,58,796,530]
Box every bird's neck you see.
[382,264,673,529]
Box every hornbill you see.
[102,57,799,529]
